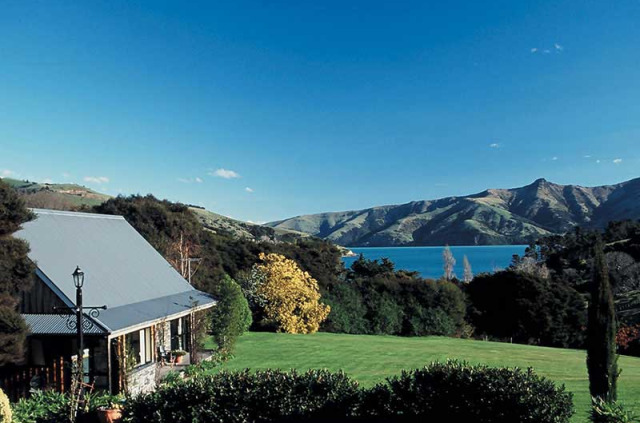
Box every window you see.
[126,327,153,366]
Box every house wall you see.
[20,277,67,313]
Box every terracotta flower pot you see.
[175,355,184,364]
[97,408,122,423]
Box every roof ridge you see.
[31,209,125,220]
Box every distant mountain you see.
[189,207,309,243]
[266,178,640,246]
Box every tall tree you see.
[255,253,330,334]
[587,242,618,402]
[442,245,456,281]
[0,180,35,365]
[463,255,473,283]
[209,275,251,352]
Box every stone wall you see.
[127,363,156,396]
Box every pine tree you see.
[0,180,35,365]
[586,242,618,402]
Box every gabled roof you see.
[17,209,216,333]
[23,314,108,336]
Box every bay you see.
[342,245,527,279]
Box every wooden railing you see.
[1,356,66,401]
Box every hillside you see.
[2,178,112,208]
[190,206,309,243]
[266,177,640,246]
[0,177,307,244]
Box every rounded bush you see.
[365,360,574,423]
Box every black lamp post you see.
[55,267,107,402]
[72,266,85,386]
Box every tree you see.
[210,275,252,351]
[462,255,473,283]
[587,243,618,403]
[466,270,586,347]
[442,245,456,281]
[255,253,330,334]
[0,180,35,365]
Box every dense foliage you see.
[254,253,330,334]
[125,362,573,423]
[126,369,360,423]
[523,220,640,353]
[466,270,586,347]
[210,275,252,350]
[11,390,122,423]
[0,180,34,365]
[364,361,574,423]
[323,255,466,337]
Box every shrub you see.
[125,363,574,423]
[591,397,638,423]
[363,360,574,423]
[12,390,70,423]
[11,390,119,423]
[0,388,11,423]
[124,369,360,423]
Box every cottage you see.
[6,209,216,397]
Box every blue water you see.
[342,245,527,279]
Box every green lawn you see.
[212,332,640,422]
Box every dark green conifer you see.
[586,241,618,402]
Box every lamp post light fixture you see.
[54,266,107,408]
[73,266,85,392]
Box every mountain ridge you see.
[266,177,640,246]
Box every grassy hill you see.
[190,206,309,243]
[2,177,111,208]
[213,332,640,422]
[267,177,640,246]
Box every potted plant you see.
[96,396,124,423]
[171,349,187,364]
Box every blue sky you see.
[1,1,638,223]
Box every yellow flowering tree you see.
[256,253,330,334]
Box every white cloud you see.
[530,48,538,53]
[613,158,623,164]
[210,168,240,179]
[178,177,204,184]
[1,169,14,177]
[84,176,109,184]
[42,178,53,184]
[551,156,559,161]
[596,159,601,164]
[489,143,500,148]
[245,187,254,193]
[583,155,592,159]
[62,172,71,179]
[554,43,564,52]
[543,49,551,54]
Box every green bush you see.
[12,390,120,423]
[124,369,361,423]
[363,360,574,423]
[591,397,639,423]
[125,362,574,423]
[12,391,69,423]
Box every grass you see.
[212,332,640,422]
